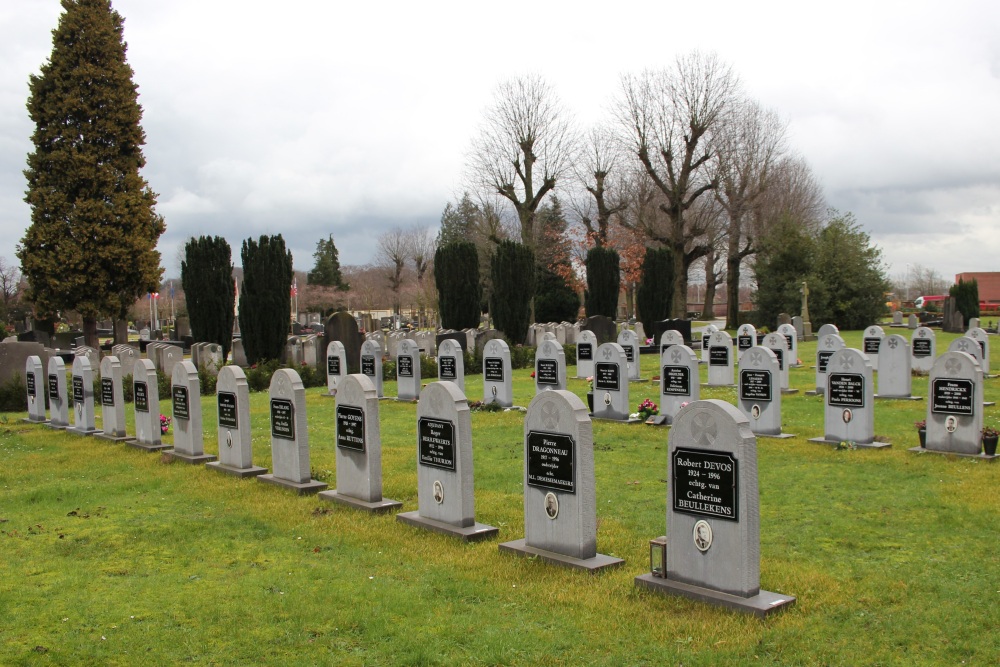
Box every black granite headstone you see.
[324,312,362,374]
[584,315,616,345]
[653,319,693,346]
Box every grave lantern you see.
[649,536,667,578]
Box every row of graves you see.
[20,338,799,617]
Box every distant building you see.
[955,272,1000,302]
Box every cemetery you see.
[1,323,997,664]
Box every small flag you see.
[169,281,174,299]
[291,278,298,297]
[152,292,160,300]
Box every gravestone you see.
[230,338,248,367]
[967,327,992,376]
[436,339,465,393]
[67,356,99,435]
[583,315,616,345]
[95,356,130,442]
[911,327,937,373]
[919,351,984,457]
[968,317,980,331]
[397,381,497,540]
[128,359,169,451]
[164,360,216,464]
[112,344,138,371]
[808,348,889,448]
[325,340,347,396]
[777,313,791,326]
[862,325,885,371]
[948,336,984,370]
[635,400,795,617]
[499,390,624,571]
[160,345,184,378]
[73,345,99,368]
[360,339,384,399]
[807,333,845,396]
[700,324,718,363]
[258,369,327,494]
[792,316,804,340]
[706,331,735,387]
[655,319,693,346]
[616,329,642,381]
[591,343,638,422]
[206,365,267,477]
[659,344,700,424]
[738,347,793,438]
[876,334,920,400]
[301,335,320,368]
[762,333,796,394]
[575,330,597,379]
[659,330,685,356]
[0,340,47,386]
[325,312,362,374]
[892,311,904,326]
[736,324,757,357]
[46,356,69,429]
[318,374,402,513]
[907,313,918,329]
[23,355,47,423]
[534,339,566,394]
[436,331,468,355]
[816,323,840,339]
[777,323,799,367]
[482,338,513,408]
[396,339,422,401]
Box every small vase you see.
[983,434,998,456]
[587,392,594,413]
[918,428,926,448]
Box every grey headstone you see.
[910,327,936,373]
[164,360,215,463]
[534,339,566,394]
[396,339,422,401]
[738,347,790,437]
[325,312,362,374]
[967,327,991,375]
[96,356,127,440]
[817,324,840,339]
[258,369,327,493]
[659,330,685,356]
[792,316,804,340]
[326,340,347,396]
[437,339,465,393]
[862,325,885,371]
[810,348,887,448]
[46,356,69,429]
[735,324,757,356]
[499,390,623,571]
[877,335,916,399]
[700,324,719,362]
[112,344,138,371]
[68,356,98,435]
[230,338,248,367]
[616,329,641,381]
[1,341,46,386]
[575,330,597,379]
[206,366,267,477]
[591,343,632,421]
[24,355,46,422]
[814,334,846,395]
[360,340,384,398]
[892,311,903,325]
[968,317,980,331]
[907,314,918,329]
[482,338,513,408]
[777,313,791,326]
[925,351,983,455]
[948,336,983,369]
[129,359,165,450]
[777,324,799,367]
[632,321,646,344]
[706,331,735,386]
[160,345,183,378]
[74,345,99,368]
[761,333,792,393]
[301,335,319,368]
[659,344,700,422]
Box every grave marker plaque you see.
[777,323,799,367]
[128,359,167,450]
[736,324,757,355]
[23,355,47,423]
[360,339,384,398]
[706,331,735,387]
[922,351,983,456]
[877,334,918,399]
[862,325,885,371]
[68,356,98,435]
[166,360,215,463]
[811,333,845,396]
[46,356,68,429]
[534,340,566,394]
[911,327,936,373]
[436,338,465,392]
[617,329,641,381]
[396,339,421,401]
[95,356,129,441]
[326,340,347,396]
[207,366,267,477]
[660,344,700,422]
[738,347,791,438]
[482,339,513,408]
[591,343,634,422]
[575,330,597,379]
[258,369,327,494]
[808,348,887,448]
[762,333,794,393]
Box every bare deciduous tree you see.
[572,125,626,248]
[375,228,408,316]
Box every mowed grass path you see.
[0,329,997,665]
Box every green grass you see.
[0,329,998,665]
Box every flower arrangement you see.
[159,414,171,435]
[646,337,654,346]
[636,398,658,421]
[586,376,594,391]
[530,371,536,379]
[982,425,999,438]
[915,420,926,431]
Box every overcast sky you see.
[1,1,998,290]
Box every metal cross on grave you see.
[692,412,718,447]
[839,355,854,370]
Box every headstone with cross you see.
[482,338,513,408]
[907,313,918,329]
[67,356,99,435]
[777,323,799,367]
[206,365,267,477]
[808,348,889,448]
[258,369,327,494]
[436,338,465,393]
[762,333,796,394]
[738,347,793,438]
[736,324,757,357]
[23,355,47,423]
[165,360,216,464]
[817,323,839,339]
[659,329,685,356]
[948,336,983,369]
[318,374,402,513]
[359,339,384,399]
[616,329,642,381]
[46,356,69,429]
[95,356,130,441]
[396,339,421,401]
[809,333,845,396]
[499,389,624,571]
[575,330,597,379]
[700,324,719,363]
[910,327,936,373]
[635,399,795,616]
[128,359,168,451]
[966,327,991,376]
[706,331,735,387]
[862,325,885,371]
[325,340,347,396]
[397,381,497,539]
[591,343,637,422]
[660,344,700,423]
[876,334,920,400]
[534,339,566,395]
[922,351,984,456]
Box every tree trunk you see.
[671,243,688,318]
[83,316,99,350]
[725,255,742,329]
[703,280,716,320]
[113,318,128,345]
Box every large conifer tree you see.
[434,241,481,330]
[490,241,535,345]
[239,235,293,364]
[181,236,235,362]
[18,0,164,347]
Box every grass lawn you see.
[0,329,997,665]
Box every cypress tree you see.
[18,0,164,347]
[584,247,620,318]
[434,241,481,330]
[534,267,579,323]
[636,247,674,336]
[950,278,979,323]
[307,235,348,289]
[181,236,235,361]
[490,241,535,344]
[239,235,293,364]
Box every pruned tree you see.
[573,125,626,248]
[468,74,575,254]
[585,246,620,319]
[636,246,674,336]
[0,258,23,323]
[18,0,164,347]
[435,242,481,330]
[616,52,741,317]
[181,236,235,361]
[950,278,980,323]
[239,235,293,364]
[490,241,535,344]
[376,227,408,316]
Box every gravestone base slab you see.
[700,383,736,388]
[126,441,171,452]
[498,539,625,573]
[397,511,498,542]
[985,401,996,407]
[163,450,217,465]
[320,393,337,399]
[907,446,999,462]
[808,437,891,449]
[319,490,402,514]
[589,415,644,424]
[874,394,922,401]
[66,426,100,436]
[628,377,647,383]
[95,432,134,443]
[647,414,672,426]
[205,461,268,478]
[804,390,821,396]
[21,417,50,425]
[756,432,796,439]
[393,397,418,403]
[257,474,328,495]
[635,573,795,618]
[45,423,68,431]
[781,388,799,395]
